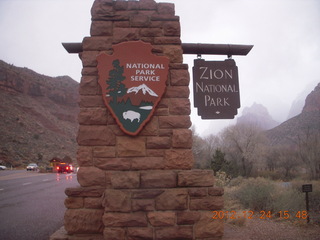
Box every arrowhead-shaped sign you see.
[97,41,169,136]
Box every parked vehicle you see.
[26,163,38,171]
[0,165,7,170]
[56,163,73,173]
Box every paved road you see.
[0,170,79,240]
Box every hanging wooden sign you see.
[193,58,240,119]
[97,41,169,136]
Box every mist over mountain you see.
[236,103,279,130]
[287,80,319,119]
[0,60,79,167]
[266,82,320,146]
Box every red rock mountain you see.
[0,60,79,167]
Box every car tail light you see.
[57,166,60,170]
[66,166,69,170]
[70,166,73,170]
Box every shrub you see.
[232,177,276,211]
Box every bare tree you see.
[220,123,267,177]
[297,128,320,180]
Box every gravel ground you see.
[222,218,320,240]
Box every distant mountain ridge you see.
[0,60,79,167]
[236,103,279,130]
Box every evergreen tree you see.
[211,148,227,173]
[107,59,127,103]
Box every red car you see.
[56,163,73,173]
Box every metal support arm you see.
[62,42,253,56]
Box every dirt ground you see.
[222,218,320,240]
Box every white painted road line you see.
[0,188,4,191]
[22,182,32,186]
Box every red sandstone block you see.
[79,95,104,108]
[169,98,191,115]
[77,146,93,166]
[77,167,106,187]
[79,76,100,95]
[130,15,151,27]
[176,211,201,225]
[139,116,159,136]
[177,170,214,187]
[189,196,224,211]
[132,199,155,211]
[138,0,157,10]
[113,28,140,44]
[91,0,113,21]
[146,136,171,149]
[65,187,105,198]
[81,51,99,67]
[117,136,146,157]
[94,157,131,171]
[131,189,165,199]
[159,116,191,129]
[90,21,113,36]
[163,21,180,36]
[155,226,193,240]
[127,227,153,240]
[113,1,128,11]
[157,3,175,15]
[77,125,116,146]
[110,171,140,189]
[64,209,104,234]
[162,45,183,63]
[164,149,194,170]
[81,67,98,76]
[64,197,84,209]
[84,197,103,209]
[93,146,116,158]
[103,212,148,227]
[147,211,175,227]
[172,129,192,149]
[154,37,181,45]
[146,149,165,157]
[155,188,188,210]
[103,227,126,240]
[188,188,208,197]
[83,36,112,51]
[208,187,224,196]
[164,86,189,98]
[170,69,190,86]
[103,189,131,212]
[131,157,165,170]
[140,28,163,37]
[140,170,176,188]
[78,108,108,125]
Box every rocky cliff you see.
[0,60,79,167]
[266,82,320,146]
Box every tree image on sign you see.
[106,59,157,133]
[106,59,127,103]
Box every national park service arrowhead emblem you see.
[97,41,169,136]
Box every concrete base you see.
[50,227,103,240]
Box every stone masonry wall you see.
[60,0,224,239]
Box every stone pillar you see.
[59,0,224,239]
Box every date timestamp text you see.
[212,210,308,220]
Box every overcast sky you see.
[1,0,319,136]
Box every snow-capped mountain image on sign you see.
[127,84,158,97]
[97,41,169,136]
